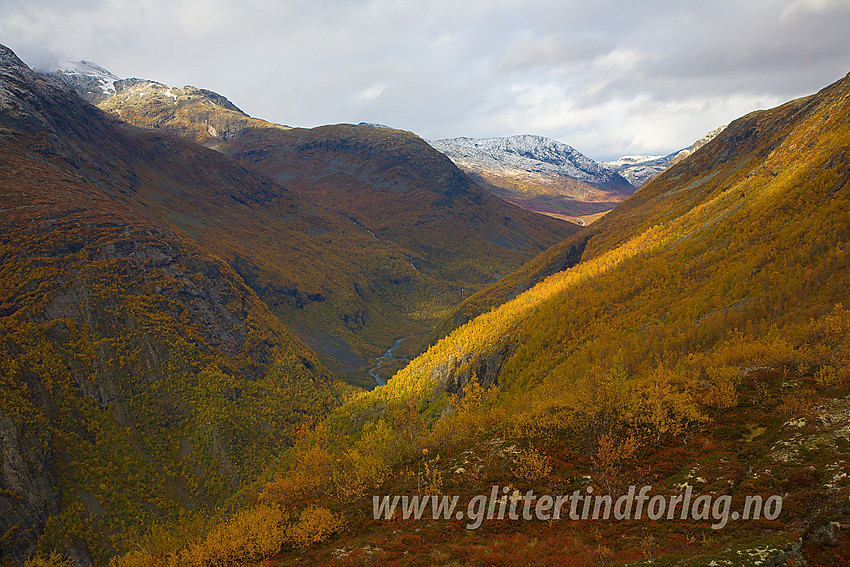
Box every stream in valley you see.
[367,337,408,386]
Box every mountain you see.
[602,153,673,186]
[429,134,635,225]
[47,64,577,377]
[0,44,345,564]
[74,69,577,279]
[137,71,850,567]
[47,67,286,151]
[1,46,579,564]
[604,124,729,187]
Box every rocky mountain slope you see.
[0,45,342,564]
[42,62,577,379]
[429,134,635,224]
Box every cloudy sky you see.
[2,0,849,161]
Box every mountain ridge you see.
[1,44,342,563]
[45,61,635,227]
[430,134,621,184]
[429,134,635,224]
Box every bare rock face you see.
[0,418,60,561]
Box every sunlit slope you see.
[436,77,847,343]
[386,71,850,400]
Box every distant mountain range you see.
[429,127,727,225]
[603,124,728,186]
[48,60,725,227]
[602,153,676,186]
[429,135,635,225]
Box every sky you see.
[2,0,849,161]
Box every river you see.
[367,337,407,386]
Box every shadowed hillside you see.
[58,70,578,378]
[0,45,338,564]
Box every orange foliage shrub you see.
[511,446,552,482]
[286,506,344,549]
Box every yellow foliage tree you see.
[286,506,344,549]
[178,505,289,567]
[592,431,639,494]
[511,446,552,482]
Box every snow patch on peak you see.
[430,134,615,184]
[44,60,122,103]
[604,155,665,168]
[358,122,394,129]
[54,60,119,95]
[56,60,118,79]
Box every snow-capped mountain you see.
[43,60,120,103]
[39,61,266,149]
[429,135,635,223]
[604,124,729,187]
[430,134,622,185]
[603,153,676,187]
[43,60,246,114]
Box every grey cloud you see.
[0,0,847,160]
